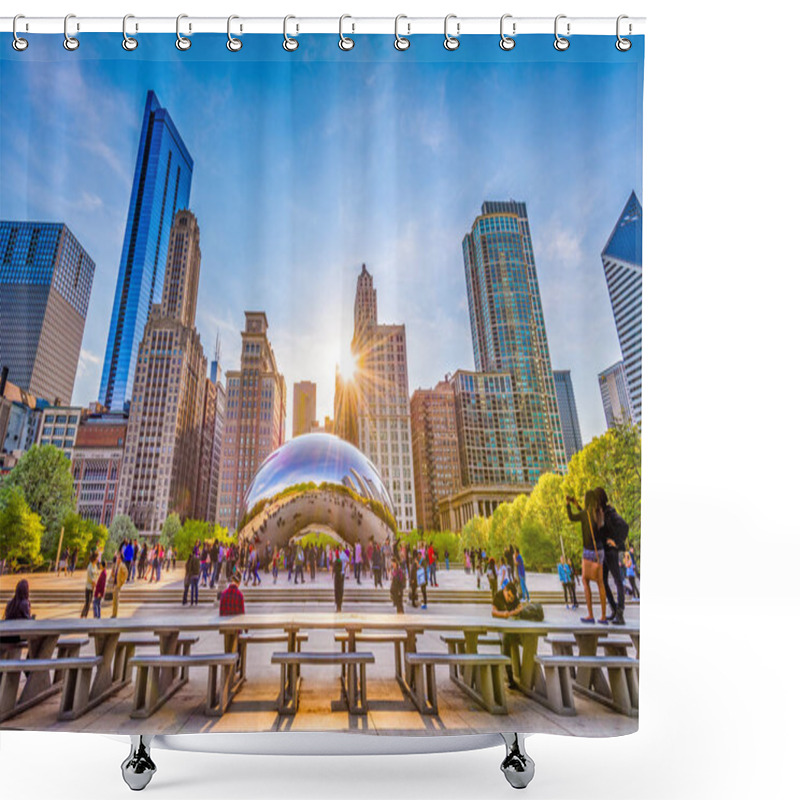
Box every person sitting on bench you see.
[491,579,523,690]
[219,572,246,617]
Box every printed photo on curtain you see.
[0,30,643,739]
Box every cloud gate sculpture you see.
[238,434,397,557]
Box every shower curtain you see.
[0,29,643,737]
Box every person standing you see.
[333,554,345,612]
[566,491,608,624]
[408,553,420,608]
[80,552,100,618]
[354,541,362,584]
[372,540,383,587]
[428,544,438,587]
[624,551,640,598]
[68,547,78,576]
[444,548,450,571]
[416,556,428,610]
[93,561,107,618]
[390,557,405,614]
[111,553,128,618]
[558,556,578,609]
[595,487,629,625]
[251,548,262,586]
[487,557,498,598]
[309,545,316,582]
[183,548,200,605]
[272,549,280,584]
[123,539,135,583]
[294,543,305,584]
[209,540,220,589]
[514,547,530,602]
[137,542,147,580]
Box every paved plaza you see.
[0,567,639,738]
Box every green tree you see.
[160,513,182,548]
[174,519,209,560]
[61,512,96,566]
[105,514,138,561]
[519,472,571,570]
[0,485,44,570]
[3,444,75,559]
[461,516,490,554]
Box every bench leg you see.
[607,666,634,716]
[359,663,368,713]
[0,672,22,719]
[491,664,508,714]
[207,665,220,715]
[59,666,94,719]
[426,663,438,715]
[121,735,157,791]
[627,667,639,709]
[500,733,535,790]
[393,642,402,680]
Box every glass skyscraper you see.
[98,90,193,411]
[602,191,642,423]
[553,370,583,461]
[0,221,95,403]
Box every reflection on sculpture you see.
[238,434,397,558]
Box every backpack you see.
[606,507,629,549]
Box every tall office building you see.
[599,360,633,428]
[99,91,193,411]
[0,368,45,475]
[333,366,359,447]
[0,221,95,403]
[292,381,317,437]
[410,379,461,531]
[196,353,226,524]
[37,405,86,461]
[349,266,416,532]
[116,211,207,536]
[553,370,583,461]
[218,312,286,532]
[601,191,642,423]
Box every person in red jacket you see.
[219,572,246,617]
[93,561,107,619]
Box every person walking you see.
[408,553,420,608]
[428,544,438,587]
[209,540,220,589]
[183,548,200,605]
[57,548,68,577]
[514,547,530,601]
[137,542,147,581]
[333,554,345,612]
[624,551,640,598]
[558,556,578,609]
[123,539,135,583]
[372,540,383,588]
[294,544,305,584]
[68,548,78,576]
[251,549,262,586]
[111,553,128,618]
[354,541,362,584]
[566,491,608,624]
[80,552,100,618]
[390,557,405,614]
[595,487,629,625]
[93,561,107,619]
[272,549,280,583]
[416,556,428,610]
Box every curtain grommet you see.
[616,15,632,51]
[122,15,138,51]
[554,14,570,51]
[499,14,516,50]
[12,15,28,51]
[227,15,242,52]
[63,13,79,51]
[444,14,460,51]
[176,14,191,50]
[394,15,410,51]
[283,15,299,51]
[339,15,354,51]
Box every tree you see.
[519,472,572,569]
[160,513,182,548]
[3,444,75,559]
[460,516,490,553]
[105,514,138,561]
[174,519,209,560]
[0,485,44,570]
[61,512,95,566]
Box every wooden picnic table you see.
[0,614,638,719]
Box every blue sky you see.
[0,34,643,442]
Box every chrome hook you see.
[444,14,460,51]
[554,14,570,51]
[283,15,298,51]
[12,15,28,51]
[227,15,242,51]
[500,14,515,51]
[122,15,138,51]
[176,14,191,50]
[394,15,410,51]
[63,13,79,51]
[616,15,632,51]
[339,14,354,50]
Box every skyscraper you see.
[349,266,416,532]
[116,211,207,536]
[218,312,286,532]
[601,191,642,423]
[598,360,633,428]
[0,221,95,403]
[99,91,193,411]
[292,381,317,437]
[553,370,583,461]
[410,379,461,531]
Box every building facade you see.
[116,211,207,537]
[349,266,416,533]
[71,413,128,526]
[218,312,286,532]
[99,90,194,411]
[196,358,226,524]
[0,221,95,404]
[601,191,642,424]
[598,360,634,428]
[0,368,44,475]
[37,405,85,461]
[553,370,583,461]
[292,381,317,437]
[410,379,461,531]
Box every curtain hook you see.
[443,14,460,51]
[63,13,79,51]
[339,14,354,51]
[554,14,570,51]
[616,15,632,51]
[499,14,515,51]
[227,15,242,51]
[122,15,138,51]
[12,14,28,51]
[176,14,191,50]
[283,15,299,51]
[394,15,410,51]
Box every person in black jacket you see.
[595,487,629,625]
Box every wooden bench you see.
[271,651,375,716]
[116,635,200,683]
[335,631,406,679]
[534,654,639,717]
[544,634,577,677]
[597,637,634,657]
[237,632,308,683]
[53,637,90,684]
[129,653,238,718]
[0,656,103,722]
[405,652,511,716]
[439,633,503,681]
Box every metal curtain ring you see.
[554,14,570,51]
[12,14,28,51]
[227,15,242,51]
[339,15,354,50]
[499,14,515,50]
[283,15,298,51]
[394,15,410,50]
[616,15,632,51]
[176,14,191,50]
[122,15,138,51]
[63,13,79,51]
[444,14,460,51]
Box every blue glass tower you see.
[98,90,193,411]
